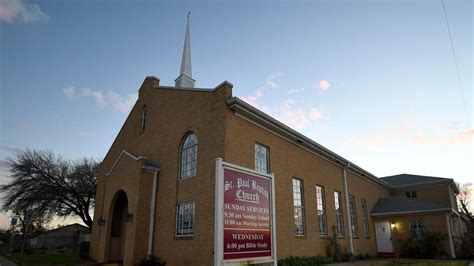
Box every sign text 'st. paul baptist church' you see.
[215,159,276,265]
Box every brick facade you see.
[89,77,462,265]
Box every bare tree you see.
[458,183,473,231]
[1,149,97,228]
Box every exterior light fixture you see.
[391,222,396,229]
[98,217,106,226]
[124,212,134,222]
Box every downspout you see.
[446,214,456,258]
[343,163,354,254]
[142,166,159,257]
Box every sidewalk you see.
[0,256,16,266]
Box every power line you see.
[441,0,470,128]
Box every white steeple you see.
[175,12,195,88]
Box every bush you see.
[325,225,352,262]
[139,255,166,266]
[400,232,446,259]
[79,241,90,258]
[456,231,474,259]
[278,256,332,266]
[355,253,372,260]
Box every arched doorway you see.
[108,190,128,261]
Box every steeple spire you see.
[175,11,195,88]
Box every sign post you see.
[8,217,17,256]
[215,158,277,265]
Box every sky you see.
[0,0,472,228]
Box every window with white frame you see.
[140,105,147,134]
[334,191,344,237]
[349,195,358,237]
[361,199,370,238]
[255,143,269,174]
[406,191,417,199]
[179,133,197,179]
[176,201,195,236]
[410,220,425,240]
[293,178,305,235]
[316,185,327,236]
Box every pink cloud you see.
[319,80,330,91]
[0,0,48,23]
[241,95,259,108]
[278,99,325,129]
[413,129,474,145]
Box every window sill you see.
[295,235,306,239]
[174,235,194,240]
[178,176,195,181]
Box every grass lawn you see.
[6,250,93,265]
[325,259,472,265]
[386,259,472,266]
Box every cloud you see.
[63,86,137,114]
[62,86,76,100]
[288,87,305,94]
[350,120,473,149]
[413,129,474,145]
[266,72,283,89]
[0,160,11,178]
[241,95,259,108]
[308,107,323,120]
[82,88,106,108]
[279,99,325,129]
[0,0,48,23]
[107,91,138,114]
[0,145,23,154]
[242,73,283,107]
[241,73,327,130]
[319,80,330,91]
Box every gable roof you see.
[46,223,90,234]
[380,174,454,189]
[371,196,451,216]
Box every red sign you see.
[223,168,272,260]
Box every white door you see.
[375,221,393,253]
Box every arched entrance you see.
[108,190,128,261]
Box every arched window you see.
[179,133,197,179]
[410,220,425,240]
[140,105,147,134]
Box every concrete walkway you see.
[0,256,16,266]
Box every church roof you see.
[380,174,454,189]
[371,196,451,216]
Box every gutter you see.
[446,213,456,258]
[342,163,354,254]
[142,165,160,257]
[371,208,452,216]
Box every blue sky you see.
[0,0,472,227]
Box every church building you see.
[89,16,464,265]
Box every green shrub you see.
[400,232,446,259]
[139,255,166,266]
[355,253,372,260]
[278,256,332,266]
